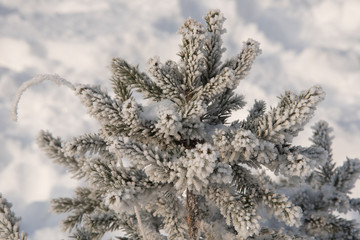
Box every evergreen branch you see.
[213,127,277,167]
[194,67,235,102]
[147,190,188,239]
[315,159,336,187]
[64,132,110,158]
[52,187,102,232]
[76,85,155,142]
[178,18,205,89]
[275,145,328,187]
[278,146,327,178]
[87,211,121,233]
[309,121,336,187]
[240,100,266,133]
[111,137,173,184]
[0,194,27,240]
[230,128,277,165]
[153,104,182,144]
[256,86,325,144]
[262,190,302,227]
[202,9,226,81]
[91,211,158,240]
[198,220,236,240]
[37,130,86,178]
[205,184,260,239]
[298,146,328,173]
[76,85,122,126]
[231,165,264,196]
[310,121,334,159]
[247,227,306,240]
[111,72,132,103]
[331,158,360,194]
[220,39,261,87]
[178,99,206,141]
[303,214,360,239]
[232,165,302,228]
[55,190,138,240]
[147,57,185,103]
[114,214,142,240]
[118,98,146,137]
[69,227,101,240]
[87,158,158,191]
[172,143,231,193]
[111,58,163,101]
[202,89,246,124]
[349,198,360,213]
[291,185,350,216]
[90,210,164,240]
[275,146,327,178]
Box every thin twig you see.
[134,205,147,240]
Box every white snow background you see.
[1,0,360,239]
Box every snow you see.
[0,0,359,238]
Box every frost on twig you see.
[11,74,75,122]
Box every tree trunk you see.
[186,188,199,240]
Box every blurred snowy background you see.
[0,0,359,239]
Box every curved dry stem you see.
[11,74,75,122]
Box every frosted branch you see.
[203,9,226,80]
[205,184,260,238]
[178,18,205,89]
[256,85,325,144]
[11,74,75,122]
[146,190,188,239]
[111,58,162,101]
[0,194,27,240]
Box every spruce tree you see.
[4,9,360,239]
